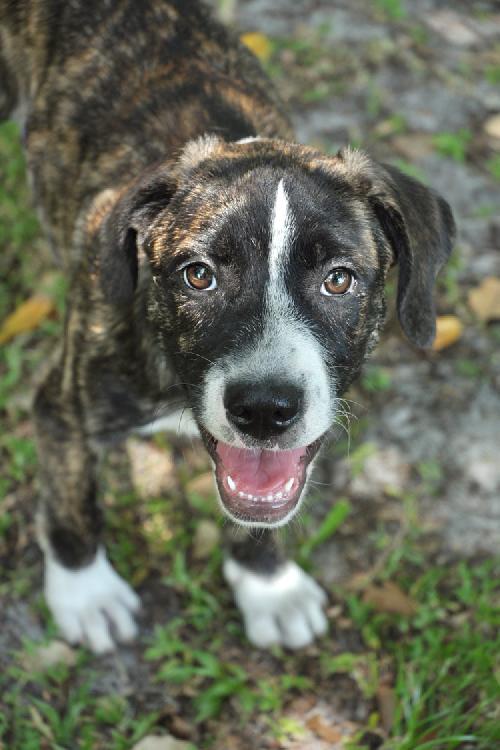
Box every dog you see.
[1,0,455,654]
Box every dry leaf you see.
[192,520,220,560]
[376,684,397,732]
[23,640,77,672]
[240,32,272,62]
[132,735,193,750]
[432,315,464,351]
[468,277,500,322]
[362,581,417,616]
[306,714,342,743]
[0,295,55,345]
[484,113,500,140]
[126,438,176,498]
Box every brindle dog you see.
[1,0,455,653]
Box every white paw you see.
[223,558,328,649]
[44,547,141,654]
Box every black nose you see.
[224,381,302,440]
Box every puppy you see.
[0,0,455,653]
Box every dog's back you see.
[0,0,292,256]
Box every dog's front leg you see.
[223,530,328,649]
[34,366,140,654]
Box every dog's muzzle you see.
[200,379,324,526]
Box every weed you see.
[391,158,427,183]
[485,64,500,85]
[432,129,472,163]
[487,154,500,182]
[374,0,406,21]
[361,366,392,393]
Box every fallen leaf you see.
[23,640,77,672]
[484,113,500,140]
[432,315,464,351]
[132,735,193,750]
[376,684,397,732]
[169,716,192,740]
[126,438,176,498]
[240,32,273,62]
[0,295,55,345]
[468,277,500,322]
[362,581,417,616]
[192,520,220,560]
[306,714,342,743]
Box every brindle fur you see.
[1,0,293,566]
[1,0,455,576]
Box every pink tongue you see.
[216,442,306,494]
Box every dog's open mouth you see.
[200,429,323,524]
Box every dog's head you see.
[99,136,455,527]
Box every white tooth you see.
[247,494,254,500]
[285,477,295,493]
[276,492,283,499]
[227,475,236,491]
[267,494,274,501]
[238,491,244,497]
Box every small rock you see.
[132,735,194,750]
[425,11,479,47]
[192,520,220,560]
[23,640,77,671]
[350,447,410,499]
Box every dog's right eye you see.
[183,263,217,291]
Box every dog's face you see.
[100,137,455,527]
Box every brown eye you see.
[321,268,353,296]
[183,263,217,291]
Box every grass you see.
[432,130,472,163]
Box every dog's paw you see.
[44,547,141,654]
[223,558,328,649]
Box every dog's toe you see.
[44,546,140,653]
[224,558,328,650]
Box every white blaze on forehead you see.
[268,179,295,299]
[200,175,335,462]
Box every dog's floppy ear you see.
[98,164,177,305]
[98,135,224,305]
[336,149,456,347]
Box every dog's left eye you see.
[321,268,354,296]
[183,263,217,291]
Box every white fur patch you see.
[135,409,199,438]
[223,558,328,649]
[236,136,263,144]
[44,547,140,654]
[268,178,295,303]
[200,313,333,453]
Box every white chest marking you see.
[135,409,199,438]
